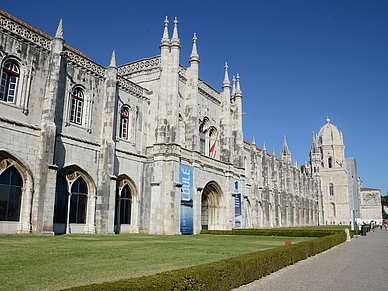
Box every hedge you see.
[64,230,347,291]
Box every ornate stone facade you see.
[0,9,378,235]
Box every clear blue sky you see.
[2,1,387,196]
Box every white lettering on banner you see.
[181,168,191,201]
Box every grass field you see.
[0,233,315,290]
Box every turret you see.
[233,74,244,168]
[220,62,233,163]
[185,33,200,150]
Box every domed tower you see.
[317,118,349,225]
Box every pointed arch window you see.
[199,124,205,155]
[329,183,334,196]
[0,61,20,104]
[328,157,333,168]
[0,167,23,221]
[69,178,88,224]
[70,88,84,125]
[120,107,130,139]
[119,185,132,224]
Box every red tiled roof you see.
[360,188,381,191]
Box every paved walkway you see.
[235,229,388,291]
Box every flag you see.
[209,131,218,157]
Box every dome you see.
[317,117,343,146]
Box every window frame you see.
[69,88,84,125]
[0,61,20,104]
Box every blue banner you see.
[180,164,193,234]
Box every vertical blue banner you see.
[180,164,193,234]
[234,179,242,229]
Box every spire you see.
[55,19,63,39]
[232,75,236,96]
[189,33,199,63]
[282,135,289,154]
[311,131,318,153]
[109,50,116,67]
[252,134,256,145]
[235,73,242,96]
[272,147,275,156]
[160,16,170,47]
[263,141,266,151]
[171,17,180,47]
[223,62,230,88]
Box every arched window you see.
[70,88,84,125]
[0,167,23,221]
[328,157,333,168]
[69,178,87,224]
[329,183,334,196]
[0,61,20,104]
[199,124,205,155]
[54,175,68,224]
[120,185,132,224]
[120,107,130,139]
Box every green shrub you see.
[64,232,346,291]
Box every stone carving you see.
[118,56,161,76]
[65,50,105,77]
[118,76,145,98]
[362,192,380,205]
[0,16,51,50]
[198,79,221,104]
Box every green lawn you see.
[0,233,314,290]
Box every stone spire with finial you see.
[263,141,266,152]
[232,75,236,96]
[55,19,63,39]
[109,50,116,67]
[235,73,242,96]
[160,16,170,47]
[252,135,256,145]
[171,17,180,47]
[222,62,231,89]
[189,33,199,63]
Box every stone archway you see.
[53,166,96,234]
[0,151,34,234]
[201,181,224,230]
[114,176,138,234]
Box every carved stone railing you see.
[118,76,149,101]
[198,79,221,105]
[118,56,161,76]
[65,50,106,77]
[0,14,51,50]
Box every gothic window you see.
[199,124,205,155]
[328,157,333,168]
[70,88,84,125]
[0,61,20,104]
[329,184,334,196]
[119,185,132,224]
[120,107,130,139]
[69,178,88,224]
[0,166,23,221]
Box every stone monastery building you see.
[0,9,380,235]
